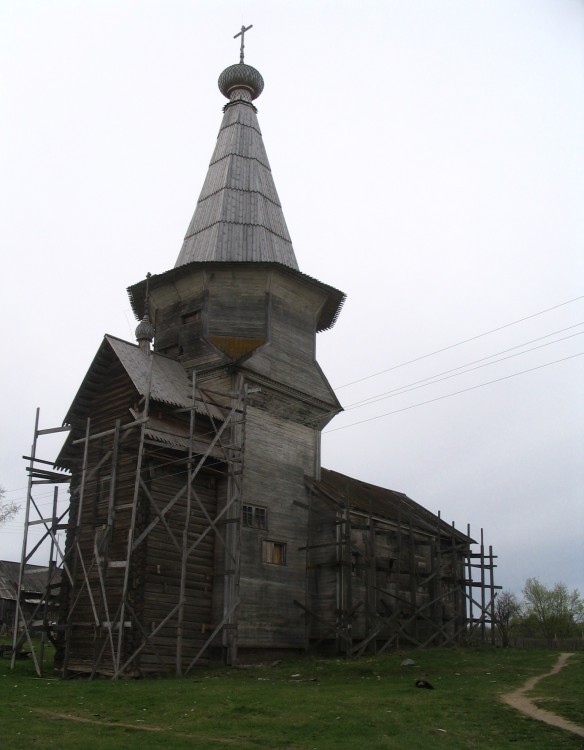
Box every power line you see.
[325,352,584,433]
[335,294,584,390]
[3,299,583,498]
[344,328,584,412]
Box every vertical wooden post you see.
[480,528,486,644]
[106,420,122,533]
[489,544,496,646]
[222,377,247,666]
[90,419,122,677]
[408,512,417,644]
[344,489,352,657]
[177,371,196,675]
[114,427,146,676]
[12,409,40,672]
[38,486,59,673]
[366,512,376,652]
[435,512,443,640]
[62,416,91,676]
[466,523,473,642]
[114,357,153,678]
[396,508,402,648]
[304,489,313,652]
[451,521,460,637]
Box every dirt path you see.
[33,707,165,732]
[502,652,584,738]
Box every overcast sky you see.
[1,0,582,599]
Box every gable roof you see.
[62,335,193,428]
[307,468,472,543]
[106,336,192,408]
[57,336,228,470]
[0,561,50,601]
[62,335,228,430]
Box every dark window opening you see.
[242,504,267,530]
[158,344,181,357]
[182,309,202,325]
[351,551,363,578]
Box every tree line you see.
[495,578,584,646]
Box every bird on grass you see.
[415,679,434,689]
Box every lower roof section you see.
[307,468,472,543]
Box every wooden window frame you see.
[242,504,268,530]
[262,539,287,566]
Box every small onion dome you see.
[135,312,155,345]
[218,63,264,101]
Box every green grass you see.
[531,651,584,727]
[1,643,583,749]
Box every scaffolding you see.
[14,388,497,676]
[299,488,499,655]
[12,375,248,678]
[11,408,70,675]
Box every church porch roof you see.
[61,335,223,427]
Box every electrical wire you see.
[325,351,584,433]
[2,296,583,501]
[344,328,584,412]
[7,333,581,504]
[335,294,584,390]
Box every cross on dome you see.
[218,24,264,102]
[234,24,253,63]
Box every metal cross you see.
[234,24,253,63]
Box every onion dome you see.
[135,274,156,352]
[135,310,155,355]
[135,311,155,345]
[218,63,264,102]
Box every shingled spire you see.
[175,52,298,270]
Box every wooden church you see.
[45,41,494,677]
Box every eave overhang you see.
[306,468,474,544]
[128,261,346,333]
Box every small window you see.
[100,475,111,501]
[181,309,202,324]
[351,551,363,578]
[94,475,111,525]
[262,540,287,566]
[158,344,181,357]
[242,504,267,530]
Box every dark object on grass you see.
[0,645,30,659]
[415,679,434,689]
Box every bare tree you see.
[522,577,584,639]
[0,485,19,525]
[494,590,521,647]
